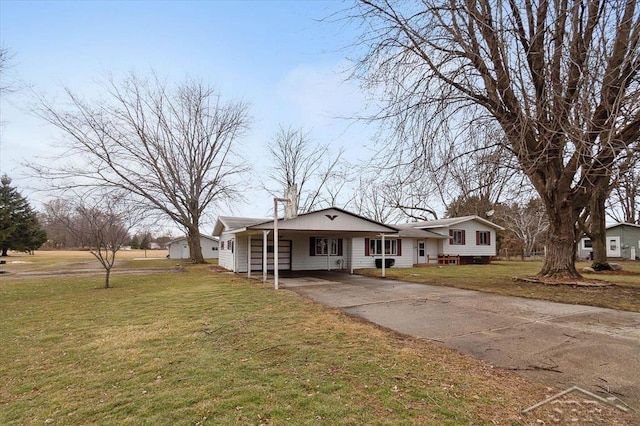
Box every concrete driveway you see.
[279,271,640,409]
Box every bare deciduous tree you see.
[41,199,77,248]
[349,0,640,279]
[266,125,346,213]
[48,192,140,288]
[608,149,640,224]
[501,199,549,259]
[351,175,400,223]
[33,74,251,263]
[0,46,16,95]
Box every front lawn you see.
[0,263,574,425]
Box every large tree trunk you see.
[187,226,205,264]
[588,187,611,270]
[1,247,7,256]
[539,203,582,279]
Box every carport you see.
[213,207,399,278]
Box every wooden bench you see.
[427,254,460,265]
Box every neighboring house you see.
[167,234,219,259]
[212,207,503,274]
[578,223,640,260]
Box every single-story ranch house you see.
[213,207,503,273]
[167,234,219,260]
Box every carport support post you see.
[247,236,251,279]
[349,238,354,274]
[381,233,386,278]
[273,197,290,290]
[262,230,269,283]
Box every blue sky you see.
[0,0,377,231]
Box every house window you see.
[610,239,617,251]
[365,238,402,256]
[220,241,225,250]
[449,229,465,245]
[228,240,234,253]
[582,239,592,249]
[310,237,343,256]
[315,238,338,255]
[370,239,397,255]
[476,231,490,246]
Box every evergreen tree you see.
[130,235,140,249]
[140,233,151,250]
[0,175,47,256]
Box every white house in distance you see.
[212,207,503,274]
[167,234,219,260]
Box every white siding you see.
[351,237,415,269]
[218,232,235,271]
[168,240,189,259]
[425,239,440,264]
[200,238,219,259]
[289,234,347,271]
[254,208,395,233]
[440,221,497,257]
[168,237,218,259]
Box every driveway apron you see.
[280,271,640,409]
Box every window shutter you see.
[310,237,316,256]
[364,238,370,256]
[397,239,402,256]
[476,231,480,245]
[487,232,491,245]
[449,230,453,245]
[462,230,466,245]
[337,239,343,256]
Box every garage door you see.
[250,239,291,271]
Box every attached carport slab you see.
[283,272,477,305]
[344,298,519,340]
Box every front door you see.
[607,237,621,257]
[417,240,426,264]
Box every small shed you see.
[167,234,219,259]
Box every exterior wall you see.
[351,237,415,269]
[438,221,498,257]
[289,234,348,271]
[230,234,416,272]
[423,239,440,264]
[578,238,593,259]
[200,238,219,259]
[168,240,189,259]
[254,208,396,233]
[218,232,236,271]
[168,237,218,259]
[608,225,640,259]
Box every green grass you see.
[357,261,640,312]
[1,263,558,425]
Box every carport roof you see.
[213,207,398,236]
[213,216,269,236]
